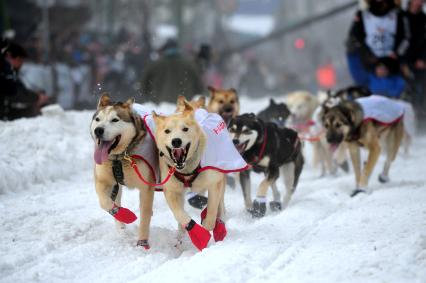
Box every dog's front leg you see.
[348,142,362,196]
[202,180,224,231]
[137,187,154,249]
[113,187,125,230]
[95,181,137,224]
[360,139,381,189]
[164,188,211,251]
[239,170,252,211]
[164,188,190,225]
[95,181,115,212]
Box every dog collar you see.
[171,164,202,188]
[249,128,268,164]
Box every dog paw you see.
[269,201,282,212]
[213,219,227,242]
[350,188,367,197]
[186,219,211,251]
[136,239,150,250]
[109,205,137,224]
[378,173,390,183]
[188,194,208,209]
[250,200,266,218]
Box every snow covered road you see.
[1,101,425,283]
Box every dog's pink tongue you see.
[94,141,114,164]
[330,143,339,153]
[172,148,184,162]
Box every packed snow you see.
[0,97,425,283]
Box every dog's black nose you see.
[171,138,182,148]
[223,106,233,113]
[94,127,104,138]
[232,139,239,145]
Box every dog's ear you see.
[176,95,187,112]
[152,111,166,125]
[97,93,112,109]
[208,86,216,98]
[182,99,194,115]
[269,98,276,105]
[229,88,237,94]
[123,97,135,108]
[195,96,206,108]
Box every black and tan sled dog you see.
[228,113,304,217]
[322,95,404,197]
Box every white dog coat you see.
[131,104,248,183]
[356,95,404,125]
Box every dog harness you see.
[130,105,248,188]
[356,95,404,125]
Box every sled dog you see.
[207,86,240,125]
[322,95,404,196]
[90,94,156,249]
[228,113,304,217]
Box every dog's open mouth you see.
[167,143,190,170]
[329,143,339,153]
[235,140,248,154]
[94,135,121,165]
[220,112,233,125]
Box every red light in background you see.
[294,38,305,49]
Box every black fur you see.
[229,113,304,216]
[257,98,290,128]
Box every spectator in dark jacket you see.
[346,0,410,86]
[140,39,204,103]
[0,41,49,120]
[404,0,426,115]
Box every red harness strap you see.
[172,165,201,188]
[250,129,268,164]
[125,156,175,191]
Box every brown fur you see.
[152,99,226,236]
[322,101,403,194]
[207,86,240,124]
[91,94,155,245]
[176,95,206,112]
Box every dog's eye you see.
[230,100,235,104]
[165,129,171,134]
[335,123,341,128]
[182,127,189,132]
[111,118,119,123]
[95,117,100,122]
[219,100,224,104]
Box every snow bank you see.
[0,99,425,283]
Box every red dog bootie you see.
[109,204,137,224]
[185,219,211,251]
[201,208,227,242]
[213,219,227,242]
[137,240,150,250]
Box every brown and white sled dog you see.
[152,100,227,251]
[207,86,240,125]
[90,94,155,249]
[322,96,404,197]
